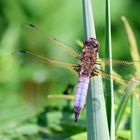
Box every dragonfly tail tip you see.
[74,106,82,123]
[74,113,79,123]
[74,119,78,123]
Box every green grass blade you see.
[104,0,114,139]
[114,14,140,129]
[121,16,140,140]
[121,16,140,66]
[115,82,139,130]
[82,0,110,139]
[131,95,140,140]
[82,0,96,39]
[68,132,87,140]
[116,130,131,140]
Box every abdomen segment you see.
[74,76,89,122]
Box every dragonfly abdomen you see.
[74,76,89,122]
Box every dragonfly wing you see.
[13,50,79,75]
[97,58,140,67]
[95,58,140,81]
[92,66,140,86]
[21,24,81,59]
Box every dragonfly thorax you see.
[76,38,99,77]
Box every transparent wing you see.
[97,58,140,67]
[13,50,79,74]
[13,50,80,85]
[21,23,81,59]
[93,67,139,86]
[95,58,140,82]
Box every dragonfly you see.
[14,23,140,122]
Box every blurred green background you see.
[0,0,140,140]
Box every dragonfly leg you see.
[74,65,81,73]
[94,62,101,65]
[91,69,100,77]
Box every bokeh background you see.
[0,0,140,139]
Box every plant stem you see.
[104,0,115,139]
[82,0,110,139]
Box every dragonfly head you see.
[84,38,99,51]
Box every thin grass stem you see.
[104,0,115,139]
